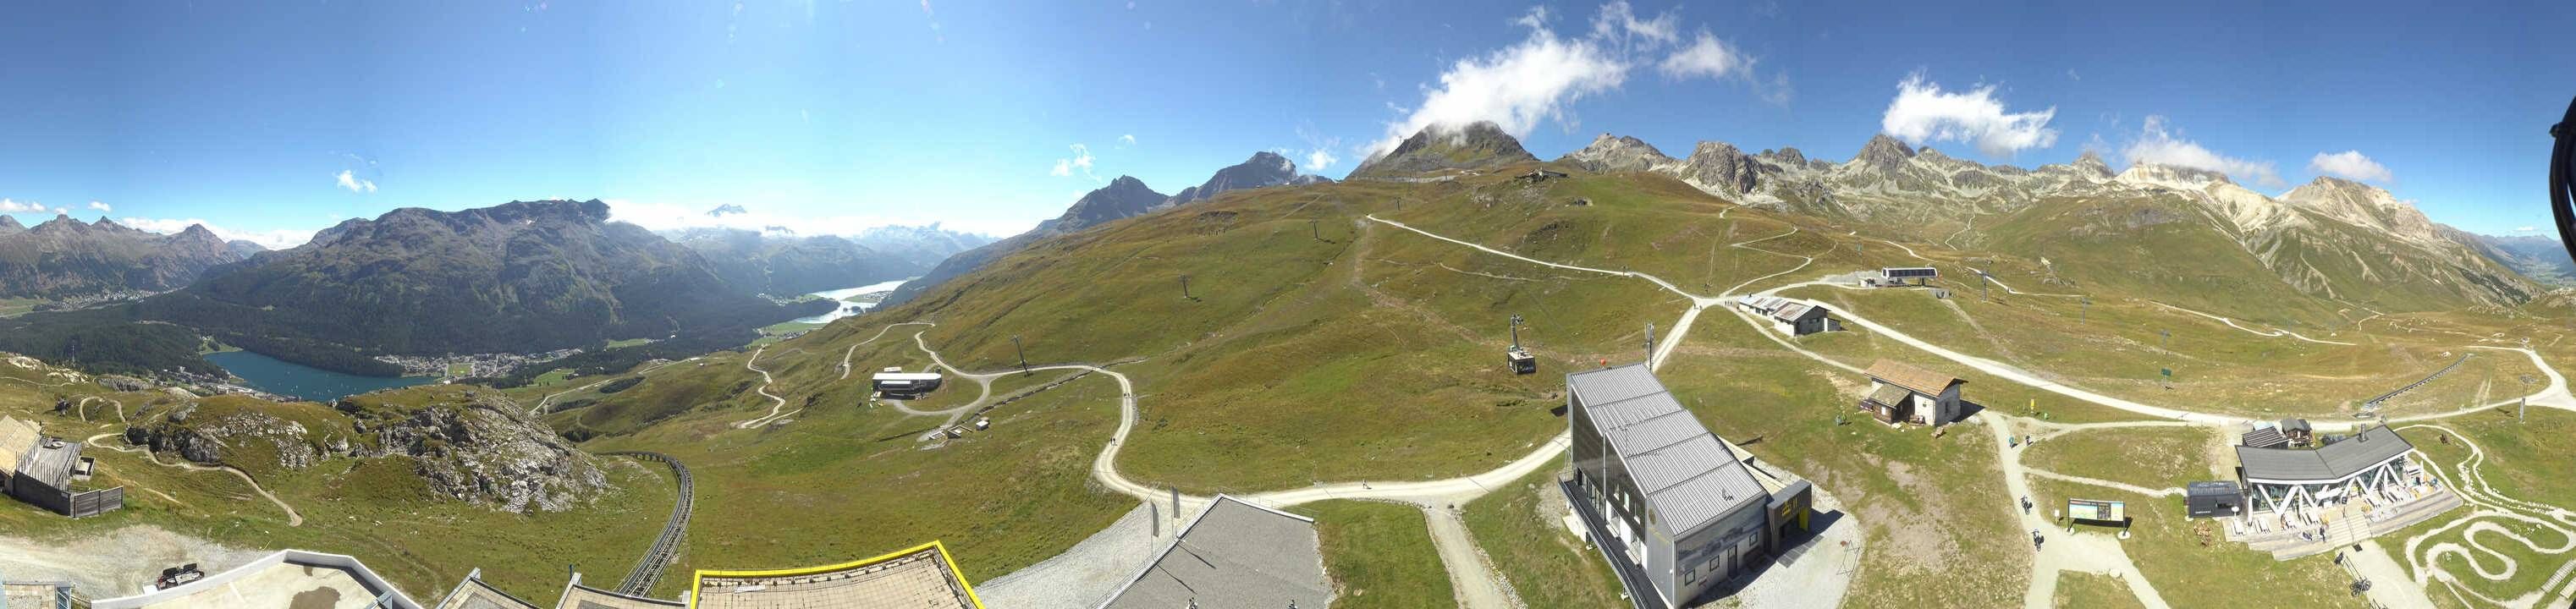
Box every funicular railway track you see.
[2364,353,2475,409]
[604,451,694,595]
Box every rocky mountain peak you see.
[1673,140,1780,196]
[707,204,749,217]
[1038,176,1169,234]
[30,214,86,233]
[1852,134,1918,173]
[1758,147,1808,168]
[0,215,22,233]
[1352,120,1539,178]
[1164,151,1314,206]
[2072,151,2112,178]
[1557,133,1674,173]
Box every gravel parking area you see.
[974,502,1172,609]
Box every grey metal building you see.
[1564,364,1813,609]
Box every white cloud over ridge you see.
[0,199,47,214]
[1369,2,1774,157]
[1049,144,1098,180]
[86,200,111,213]
[2309,150,2393,183]
[335,170,378,193]
[2122,115,2283,188]
[119,217,314,250]
[1879,72,2058,157]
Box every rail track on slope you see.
[605,451,694,595]
[2364,353,2476,409]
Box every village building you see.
[872,367,945,398]
[693,541,981,609]
[92,550,423,609]
[1564,364,1815,609]
[1097,495,1330,609]
[1856,360,1965,427]
[0,415,122,518]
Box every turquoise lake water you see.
[204,350,436,402]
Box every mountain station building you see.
[1564,364,1815,609]
[872,368,944,398]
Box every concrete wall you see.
[92,550,424,609]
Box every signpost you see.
[2067,498,2128,524]
[2160,367,2173,389]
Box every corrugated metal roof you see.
[1568,365,1667,407]
[2237,426,2414,483]
[1574,365,1766,536]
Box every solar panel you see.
[1883,267,1938,279]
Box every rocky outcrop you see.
[338,392,608,513]
[119,387,608,513]
[125,403,322,470]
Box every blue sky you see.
[0,1,2568,247]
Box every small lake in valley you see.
[204,350,437,402]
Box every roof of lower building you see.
[1568,364,1769,537]
[1865,359,1963,395]
[1098,495,1331,609]
[0,415,39,478]
[2237,425,2414,484]
[91,550,423,609]
[692,541,979,609]
[556,581,685,609]
[1865,383,1910,406]
[15,439,80,491]
[432,571,541,609]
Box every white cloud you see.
[1591,1,1678,49]
[1049,144,1098,180]
[1372,3,1781,157]
[2122,115,2283,188]
[1306,149,1339,173]
[334,170,378,194]
[2516,226,2540,233]
[119,217,316,250]
[1657,31,1745,80]
[2308,150,2393,183]
[602,199,1026,241]
[1370,6,1627,156]
[1879,72,2059,157]
[1118,134,1137,147]
[0,198,45,214]
[86,200,111,213]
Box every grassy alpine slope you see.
[0,369,674,603]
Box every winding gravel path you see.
[82,432,303,526]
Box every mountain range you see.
[129,200,824,373]
[0,215,264,299]
[1550,130,2542,315]
[882,151,1332,307]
